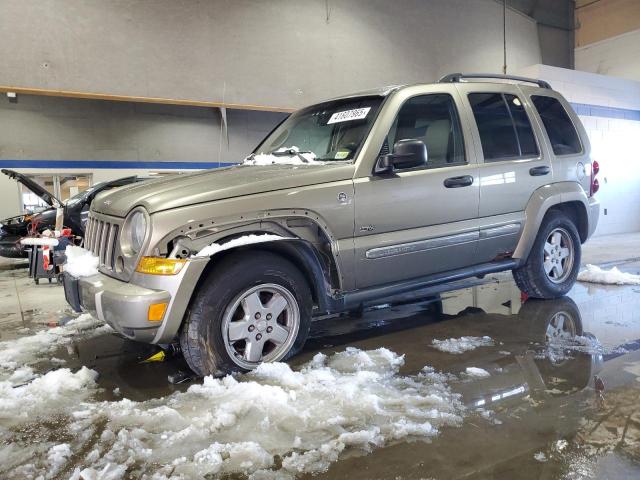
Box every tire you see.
[180,250,312,376]
[512,210,581,299]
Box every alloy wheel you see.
[543,227,574,284]
[221,283,300,369]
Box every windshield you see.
[248,96,384,164]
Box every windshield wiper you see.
[271,148,315,163]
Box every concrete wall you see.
[0,0,547,109]
[519,65,640,236]
[0,95,284,163]
[575,29,640,82]
[508,0,575,68]
[0,95,286,219]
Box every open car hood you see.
[1,169,62,207]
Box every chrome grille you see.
[84,213,123,271]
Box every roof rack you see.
[438,73,551,89]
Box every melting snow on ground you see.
[0,367,98,427]
[194,234,288,258]
[0,313,104,373]
[64,245,100,278]
[0,347,465,479]
[244,146,324,166]
[535,333,627,364]
[464,367,491,378]
[431,336,494,354]
[577,264,640,286]
[534,451,548,462]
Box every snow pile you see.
[47,444,73,477]
[64,245,99,278]
[2,348,463,478]
[578,264,640,285]
[431,336,494,354]
[0,367,98,427]
[7,366,36,385]
[0,313,103,372]
[464,367,490,378]
[244,146,323,165]
[194,234,288,258]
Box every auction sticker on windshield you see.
[327,107,371,124]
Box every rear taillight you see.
[590,160,600,196]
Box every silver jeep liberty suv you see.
[64,73,600,376]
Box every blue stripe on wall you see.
[0,159,237,169]
[570,102,640,121]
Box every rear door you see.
[455,84,552,263]
[352,86,480,289]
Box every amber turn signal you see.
[136,257,186,275]
[148,302,168,322]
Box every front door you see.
[353,91,480,289]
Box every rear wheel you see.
[513,211,581,299]
[180,251,312,376]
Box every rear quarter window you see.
[531,96,582,155]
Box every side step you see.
[334,259,519,311]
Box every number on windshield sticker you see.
[327,107,371,124]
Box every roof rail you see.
[438,73,552,89]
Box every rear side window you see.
[531,96,582,155]
[468,93,539,161]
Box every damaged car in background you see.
[0,170,143,258]
[62,73,600,377]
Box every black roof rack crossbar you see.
[438,73,551,89]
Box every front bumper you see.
[63,258,209,344]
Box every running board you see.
[334,259,519,311]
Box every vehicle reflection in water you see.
[453,297,602,412]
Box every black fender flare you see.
[197,237,334,315]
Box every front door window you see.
[385,93,466,169]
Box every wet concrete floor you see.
[1,258,640,479]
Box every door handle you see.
[529,166,551,176]
[444,175,474,188]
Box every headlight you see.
[120,207,149,257]
[129,211,147,254]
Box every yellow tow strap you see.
[141,351,166,363]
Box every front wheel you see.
[180,251,312,376]
[512,210,581,299]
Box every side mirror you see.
[376,139,428,173]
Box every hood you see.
[92,163,355,216]
[1,169,62,207]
